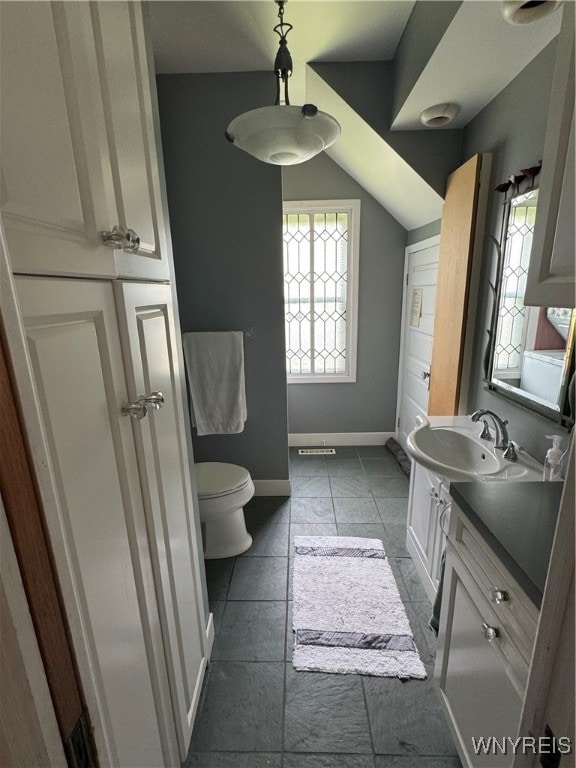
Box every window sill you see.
[287,374,357,384]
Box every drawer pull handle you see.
[482,622,499,642]
[489,588,509,604]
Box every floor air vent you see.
[298,448,336,455]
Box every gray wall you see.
[156,73,289,481]
[407,219,441,246]
[155,41,564,469]
[392,2,462,121]
[462,40,565,463]
[282,152,407,434]
[311,61,462,196]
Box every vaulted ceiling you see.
[148,1,562,228]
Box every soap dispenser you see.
[543,435,564,482]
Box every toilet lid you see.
[195,462,252,499]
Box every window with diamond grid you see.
[283,200,360,383]
[494,191,537,373]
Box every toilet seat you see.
[196,462,252,500]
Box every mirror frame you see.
[484,185,575,427]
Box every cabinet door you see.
[524,2,575,307]
[90,3,171,281]
[0,2,170,281]
[406,463,440,602]
[0,2,115,277]
[14,276,178,767]
[436,550,523,767]
[115,281,207,759]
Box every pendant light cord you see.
[273,0,293,105]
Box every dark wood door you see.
[0,333,92,761]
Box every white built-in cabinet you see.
[115,281,206,752]
[524,2,575,308]
[406,461,451,603]
[435,504,539,767]
[0,1,170,281]
[1,2,208,766]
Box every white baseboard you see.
[253,479,292,496]
[288,432,395,447]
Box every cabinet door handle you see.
[121,391,164,420]
[481,622,499,642]
[489,588,509,604]
[101,224,141,252]
[439,507,449,536]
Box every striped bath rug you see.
[292,535,427,679]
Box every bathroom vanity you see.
[405,416,564,765]
[435,482,563,768]
[405,415,543,603]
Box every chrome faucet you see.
[471,409,518,461]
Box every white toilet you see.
[195,462,254,559]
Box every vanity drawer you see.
[450,507,539,666]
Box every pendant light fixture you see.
[225,0,341,166]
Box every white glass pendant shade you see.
[226,105,341,165]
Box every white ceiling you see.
[392,1,561,130]
[306,66,444,230]
[149,0,561,128]
[149,1,415,106]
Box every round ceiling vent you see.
[419,103,460,128]
[501,1,562,25]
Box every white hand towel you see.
[182,331,247,435]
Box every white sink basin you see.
[406,417,543,482]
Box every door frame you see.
[0,327,91,755]
[0,494,67,767]
[395,234,441,450]
[1,223,119,764]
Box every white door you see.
[14,275,178,768]
[396,236,440,451]
[115,281,207,758]
[0,2,170,281]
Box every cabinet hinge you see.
[397,417,400,428]
[64,713,96,768]
[405,273,409,286]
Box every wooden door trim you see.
[428,153,491,416]
[0,332,86,742]
[1,496,68,767]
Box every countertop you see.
[449,481,564,608]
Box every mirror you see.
[487,187,575,424]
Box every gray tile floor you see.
[187,446,461,768]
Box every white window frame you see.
[283,199,360,384]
